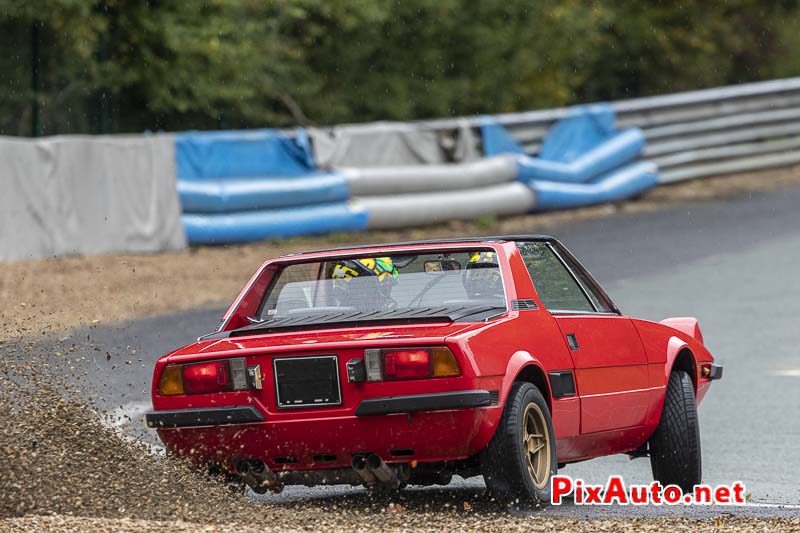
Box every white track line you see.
[770,369,800,377]
[743,502,800,509]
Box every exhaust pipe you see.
[235,459,283,494]
[365,454,400,490]
[351,455,377,487]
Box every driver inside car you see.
[330,257,399,311]
[463,251,504,301]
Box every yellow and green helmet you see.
[331,257,399,298]
[468,251,498,266]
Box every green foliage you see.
[2,0,800,135]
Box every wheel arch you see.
[500,351,552,411]
[470,352,551,460]
[666,336,698,393]
[646,337,698,430]
[671,347,697,392]
[514,365,552,411]
[645,338,700,429]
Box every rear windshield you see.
[257,250,507,321]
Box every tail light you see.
[157,357,249,396]
[183,361,229,394]
[365,347,461,381]
[385,349,430,379]
[157,365,184,395]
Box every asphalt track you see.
[33,184,800,518]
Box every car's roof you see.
[279,234,556,257]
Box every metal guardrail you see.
[336,77,800,184]
[179,76,800,245]
[14,78,800,257]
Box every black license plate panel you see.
[273,355,342,408]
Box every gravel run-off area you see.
[2,166,800,532]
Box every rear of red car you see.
[148,323,505,490]
[147,243,517,491]
[147,244,513,489]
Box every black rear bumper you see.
[147,390,492,427]
[146,406,263,428]
[355,390,491,417]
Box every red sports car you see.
[147,235,722,504]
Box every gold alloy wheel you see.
[523,403,551,490]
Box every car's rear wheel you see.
[649,370,702,491]
[482,382,557,506]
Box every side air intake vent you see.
[489,390,500,405]
[511,299,538,311]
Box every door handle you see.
[566,333,579,350]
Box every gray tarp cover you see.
[0,134,186,261]
[309,120,479,168]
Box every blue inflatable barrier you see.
[528,161,659,210]
[177,173,350,213]
[182,203,368,245]
[173,106,654,244]
[482,105,646,184]
[175,129,315,180]
[538,104,616,162]
[516,128,646,183]
[481,117,526,156]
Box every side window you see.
[516,242,594,312]
[560,253,614,313]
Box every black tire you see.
[482,382,557,506]
[649,370,702,491]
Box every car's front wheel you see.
[482,382,557,506]
[648,370,702,491]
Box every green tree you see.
[2,0,800,136]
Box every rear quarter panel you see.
[451,244,581,442]
[631,318,715,429]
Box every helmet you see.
[331,257,399,309]
[463,251,503,298]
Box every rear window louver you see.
[511,299,538,311]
